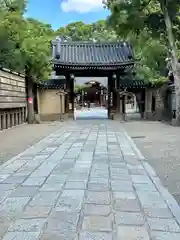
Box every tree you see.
[104,0,180,123]
[55,20,118,42]
[0,0,54,123]
[0,0,26,71]
[21,19,53,123]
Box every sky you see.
[26,0,110,30]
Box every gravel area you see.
[0,122,64,165]
[122,120,180,204]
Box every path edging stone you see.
[0,122,64,171]
[122,126,180,226]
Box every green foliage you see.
[0,0,53,81]
[104,0,180,83]
[55,20,118,42]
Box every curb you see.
[122,130,145,160]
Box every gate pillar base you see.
[144,111,153,120]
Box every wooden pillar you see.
[19,109,22,124]
[7,112,11,128]
[116,93,120,113]
[65,76,70,114]
[65,74,74,119]
[0,111,2,130]
[108,75,113,118]
[22,107,25,122]
[15,110,18,125]
[124,95,127,121]
[2,112,6,130]
[11,111,14,126]
[70,75,74,117]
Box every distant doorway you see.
[74,77,108,120]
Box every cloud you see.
[61,0,104,13]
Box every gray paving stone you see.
[64,181,87,189]
[147,218,180,232]
[117,226,150,240]
[22,202,52,217]
[22,177,46,186]
[79,232,113,240]
[131,175,152,184]
[113,191,136,200]
[0,220,12,238]
[8,218,46,232]
[85,191,111,205]
[45,174,68,183]
[113,199,141,212]
[134,183,157,192]
[61,189,85,198]
[0,184,17,191]
[3,176,27,184]
[82,216,112,232]
[39,232,77,240]
[115,212,144,226]
[0,197,30,212]
[84,204,111,216]
[89,178,109,184]
[87,182,109,191]
[55,196,83,212]
[39,183,63,191]
[45,213,79,233]
[129,168,147,175]
[10,186,38,197]
[0,175,10,183]
[137,191,167,208]
[150,231,180,240]
[3,232,40,240]
[29,192,60,206]
[111,180,133,192]
[144,207,173,218]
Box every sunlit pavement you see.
[0,120,180,239]
[75,107,108,119]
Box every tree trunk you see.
[25,73,35,124]
[161,2,180,125]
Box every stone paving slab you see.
[1,120,180,239]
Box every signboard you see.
[28,97,33,104]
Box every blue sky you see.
[26,0,109,30]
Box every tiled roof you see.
[119,78,147,89]
[38,78,66,89]
[51,41,135,68]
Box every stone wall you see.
[0,68,26,130]
[0,69,26,109]
[144,85,172,121]
[37,89,66,121]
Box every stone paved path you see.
[0,120,180,239]
[75,107,108,119]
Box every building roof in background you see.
[75,77,107,87]
[120,78,146,89]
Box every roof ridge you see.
[55,41,130,46]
